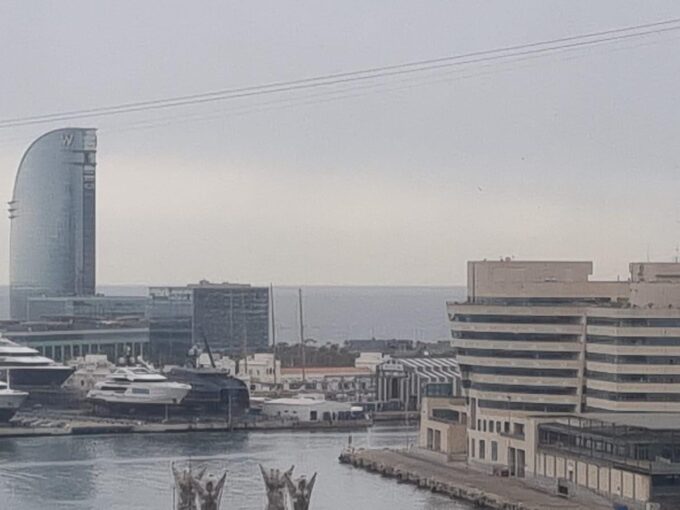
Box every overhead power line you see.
[2,16,680,129]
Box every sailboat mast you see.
[270,283,277,387]
[298,288,306,383]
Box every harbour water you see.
[0,425,473,510]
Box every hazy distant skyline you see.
[2,1,680,286]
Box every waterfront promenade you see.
[340,448,613,510]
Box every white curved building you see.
[9,128,97,319]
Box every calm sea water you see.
[0,425,471,510]
[0,285,465,344]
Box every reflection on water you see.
[0,425,472,510]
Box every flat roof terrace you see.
[538,414,680,475]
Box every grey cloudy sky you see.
[1,1,680,286]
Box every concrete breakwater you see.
[338,448,612,510]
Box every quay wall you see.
[339,447,614,510]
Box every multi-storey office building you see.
[192,281,269,356]
[447,259,680,480]
[9,128,97,320]
[148,286,193,365]
[26,296,148,321]
[148,282,270,364]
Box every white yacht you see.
[0,336,74,388]
[87,366,191,412]
[0,381,28,422]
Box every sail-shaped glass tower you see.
[9,128,97,320]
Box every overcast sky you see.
[1,1,680,286]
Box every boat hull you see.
[164,367,250,417]
[0,366,75,388]
[0,390,29,422]
[88,400,186,417]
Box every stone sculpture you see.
[172,465,206,510]
[284,472,317,510]
[192,472,227,510]
[259,464,294,510]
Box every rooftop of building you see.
[573,412,680,431]
[536,413,680,442]
[457,260,680,310]
[189,280,262,289]
[26,295,148,302]
[0,317,148,333]
[264,397,349,407]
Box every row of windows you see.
[473,418,525,438]
[466,366,579,378]
[586,370,680,384]
[452,314,582,325]
[540,430,625,457]
[471,297,611,306]
[587,317,680,327]
[470,438,498,462]
[586,352,680,365]
[540,429,680,462]
[478,399,576,413]
[475,418,508,433]
[587,389,680,402]
[454,315,680,328]
[424,383,454,397]
[470,382,577,395]
[457,348,579,360]
[431,408,459,422]
[452,331,579,342]
[587,335,680,346]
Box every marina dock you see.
[339,447,613,510]
[0,412,372,439]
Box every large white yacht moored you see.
[87,366,191,413]
[0,336,74,388]
[0,381,28,422]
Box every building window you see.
[471,438,475,458]
[504,421,510,433]
[491,441,498,462]
[479,440,486,460]
[489,421,494,433]
[483,420,487,432]
[477,419,481,430]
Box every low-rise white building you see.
[197,352,281,392]
[355,352,390,372]
[241,353,281,388]
[262,397,353,422]
[280,366,375,401]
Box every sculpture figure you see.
[284,472,317,510]
[259,464,294,510]
[192,472,227,510]
[172,465,206,510]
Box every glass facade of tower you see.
[9,128,97,320]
